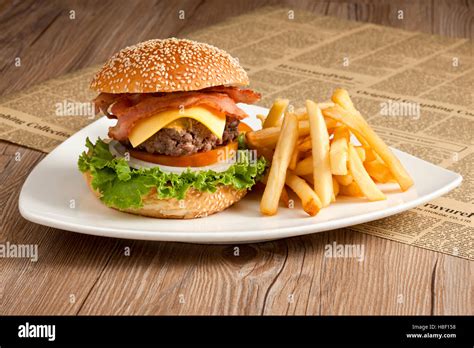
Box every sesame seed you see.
[90,38,249,93]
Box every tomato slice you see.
[129,141,238,167]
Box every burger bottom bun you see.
[84,172,247,219]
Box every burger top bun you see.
[90,38,249,94]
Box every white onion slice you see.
[108,140,235,173]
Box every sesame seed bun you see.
[90,38,249,94]
[84,172,247,219]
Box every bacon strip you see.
[202,86,261,104]
[93,86,260,141]
[93,93,120,117]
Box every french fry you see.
[334,173,353,186]
[339,181,364,197]
[298,138,312,152]
[261,175,291,206]
[263,98,289,128]
[330,89,370,147]
[254,88,412,217]
[324,91,414,191]
[256,114,266,125]
[302,174,314,185]
[362,145,377,162]
[294,156,313,176]
[355,146,366,162]
[331,88,357,114]
[307,100,333,207]
[296,120,312,137]
[296,103,334,119]
[364,160,395,183]
[300,135,311,143]
[348,144,385,201]
[285,171,322,216]
[280,186,290,207]
[325,117,339,130]
[260,113,299,215]
[332,177,340,197]
[295,107,308,121]
[288,146,300,171]
[246,126,282,148]
[246,120,310,149]
[318,101,335,109]
[329,126,349,175]
[296,113,307,121]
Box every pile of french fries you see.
[247,89,414,217]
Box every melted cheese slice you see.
[128,106,226,148]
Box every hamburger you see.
[78,38,266,218]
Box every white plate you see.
[19,104,462,244]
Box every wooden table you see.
[0,0,472,315]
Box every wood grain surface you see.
[0,0,472,315]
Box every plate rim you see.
[19,170,462,243]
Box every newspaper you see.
[0,7,472,259]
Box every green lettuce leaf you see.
[78,138,267,210]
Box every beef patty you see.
[122,117,240,156]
